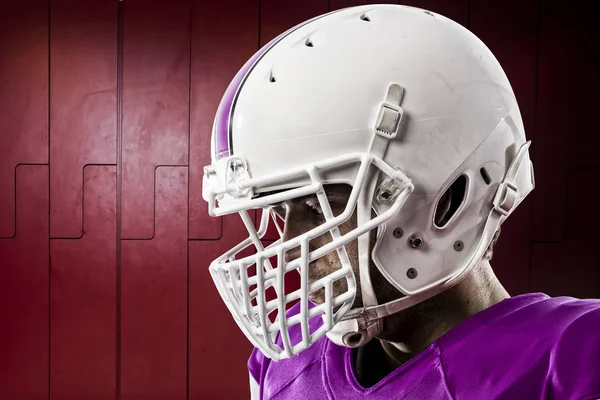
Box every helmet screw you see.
[454,241,464,251]
[393,228,404,238]
[408,234,423,249]
[407,268,418,279]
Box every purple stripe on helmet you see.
[214,49,267,160]
[214,34,287,161]
[213,10,341,161]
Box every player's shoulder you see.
[442,292,600,344]
[524,293,600,335]
[477,292,600,334]
[541,294,600,350]
[538,295,600,398]
[533,292,600,313]
[488,292,600,348]
[489,293,600,398]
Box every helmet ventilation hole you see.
[480,167,491,185]
[360,13,370,22]
[434,175,467,228]
[269,70,276,83]
[305,38,313,47]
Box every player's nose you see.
[282,205,318,264]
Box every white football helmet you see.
[202,4,534,361]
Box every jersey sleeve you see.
[548,299,600,399]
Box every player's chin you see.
[307,287,355,312]
[308,288,326,305]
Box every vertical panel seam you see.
[116,0,124,398]
[186,0,192,398]
[47,0,52,397]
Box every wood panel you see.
[121,0,190,239]
[121,167,188,399]
[50,166,117,398]
[0,0,48,238]
[50,0,117,238]
[0,166,49,398]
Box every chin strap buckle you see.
[325,308,382,348]
[370,84,405,159]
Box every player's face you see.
[271,184,362,306]
[271,184,405,342]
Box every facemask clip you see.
[203,155,254,207]
[376,168,411,204]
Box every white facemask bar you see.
[204,152,413,361]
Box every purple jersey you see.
[248,293,600,399]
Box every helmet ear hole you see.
[434,175,468,228]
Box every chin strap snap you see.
[325,308,381,348]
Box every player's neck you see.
[381,260,510,367]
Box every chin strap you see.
[326,168,383,348]
[326,84,405,348]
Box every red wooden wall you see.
[0,0,598,398]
